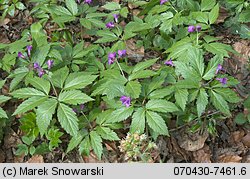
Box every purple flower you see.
[108,52,116,65]
[120,96,131,107]
[33,62,40,69]
[18,52,25,59]
[188,25,196,33]
[76,0,80,3]
[196,25,202,32]
[27,45,32,57]
[37,68,45,78]
[47,59,54,69]
[80,104,85,110]
[216,64,223,74]
[84,0,92,4]
[106,22,115,29]
[164,58,174,66]
[160,0,168,5]
[113,14,119,23]
[72,108,78,113]
[118,50,126,58]
[216,77,228,85]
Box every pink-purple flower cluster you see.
[18,45,33,59]
[160,0,168,5]
[188,25,202,33]
[120,96,131,107]
[33,59,54,78]
[164,58,174,66]
[215,64,227,85]
[106,14,120,29]
[108,49,127,65]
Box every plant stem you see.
[48,77,58,97]
[116,60,126,78]
[81,111,93,130]
[196,31,199,45]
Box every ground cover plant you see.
[0,0,249,163]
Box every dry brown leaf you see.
[0,149,5,163]
[231,130,245,143]
[241,133,250,147]
[26,155,44,163]
[4,129,22,149]
[218,154,242,163]
[176,130,209,152]
[193,145,211,163]
[232,40,250,66]
[126,39,144,62]
[216,7,229,24]
[82,152,104,163]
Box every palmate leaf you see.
[130,108,146,134]
[11,88,46,99]
[52,67,69,88]
[197,88,208,117]
[90,131,103,160]
[201,0,216,11]
[57,103,79,136]
[148,86,174,99]
[36,99,57,136]
[58,90,93,105]
[13,96,48,115]
[64,73,98,90]
[174,61,201,81]
[0,107,8,118]
[128,70,156,81]
[209,3,219,24]
[108,106,134,123]
[210,90,231,116]
[175,88,188,111]
[203,55,223,80]
[213,88,241,103]
[27,76,51,95]
[187,47,205,77]
[132,58,158,73]
[146,111,169,136]
[79,136,91,156]
[95,126,119,141]
[0,95,11,103]
[65,0,78,16]
[67,131,87,153]
[125,80,141,99]
[146,99,179,113]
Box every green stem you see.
[81,111,93,130]
[196,31,199,45]
[48,77,58,97]
[116,60,126,79]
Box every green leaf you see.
[187,47,205,77]
[0,80,5,89]
[197,88,208,117]
[0,107,8,118]
[149,86,174,99]
[11,88,46,99]
[65,0,78,15]
[175,79,200,89]
[15,2,26,10]
[0,95,11,103]
[95,30,118,43]
[203,55,223,80]
[125,81,141,99]
[209,3,219,24]
[234,113,246,125]
[174,61,201,81]
[58,90,93,105]
[36,99,57,136]
[57,103,79,136]
[79,136,91,156]
[130,108,146,134]
[146,111,169,136]
[201,0,216,11]
[95,126,119,141]
[129,70,156,81]
[13,96,48,115]
[146,99,179,113]
[175,88,188,111]
[32,45,50,65]
[90,131,103,160]
[204,43,231,57]
[102,2,121,10]
[64,73,98,90]
[54,6,72,16]
[52,67,69,88]
[210,90,231,116]
[108,107,134,123]
[66,132,85,153]
[27,76,51,95]
[213,88,241,103]
[132,59,158,73]
[120,7,129,18]
[80,18,92,29]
